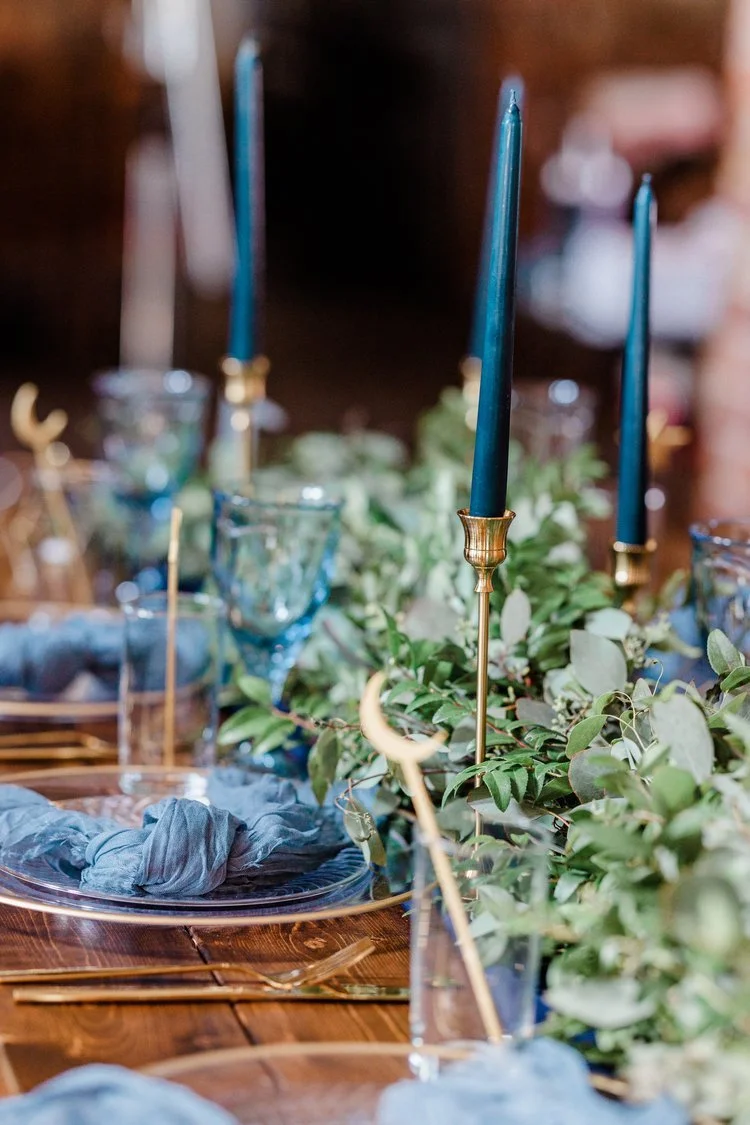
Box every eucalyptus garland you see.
[218,400,750,1123]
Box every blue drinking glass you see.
[691,519,750,656]
[215,485,342,703]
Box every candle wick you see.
[508,88,518,109]
[641,172,652,187]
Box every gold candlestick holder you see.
[219,354,271,479]
[610,538,656,613]
[458,508,515,826]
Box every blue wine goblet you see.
[215,485,342,703]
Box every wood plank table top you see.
[0,901,410,1096]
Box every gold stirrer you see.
[360,672,504,1043]
[10,383,92,604]
[164,506,183,770]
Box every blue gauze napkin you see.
[0,1063,238,1125]
[0,773,349,898]
[0,615,209,699]
[376,1039,688,1125]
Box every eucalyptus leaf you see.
[570,630,627,696]
[545,976,657,1030]
[500,588,532,648]
[566,714,607,757]
[585,607,632,641]
[568,747,613,802]
[516,699,556,729]
[651,695,714,783]
[707,629,743,678]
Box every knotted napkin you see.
[0,614,210,700]
[0,772,349,898]
[0,1064,238,1125]
[376,1039,688,1125]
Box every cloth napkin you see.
[0,614,210,700]
[376,1039,688,1125]
[0,772,349,898]
[0,1064,238,1124]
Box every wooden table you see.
[0,895,409,1095]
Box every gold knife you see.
[13,982,409,1005]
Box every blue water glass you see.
[215,485,342,703]
[93,369,211,502]
[691,519,750,656]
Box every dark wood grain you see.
[0,902,411,1095]
[192,906,410,1046]
[0,906,247,1090]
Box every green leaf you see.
[570,630,627,696]
[307,728,341,804]
[649,764,696,816]
[651,695,714,783]
[432,701,469,726]
[218,706,274,747]
[707,629,743,677]
[516,698,556,728]
[342,795,387,866]
[236,675,272,706]
[568,748,613,802]
[585,607,632,641]
[545,976,656,1030]
[500,588,531,648]
[720,666,750,693]
[249,717,296,756]
[566,714,607,757]
[483,768,513,812]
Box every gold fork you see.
[0,729,116,762]
[0,938,376,992]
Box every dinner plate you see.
[0,765,410,926]
[144,1042,470,1125]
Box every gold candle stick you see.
[610,538,656,614]
[10,383,93,604]
[164,506,183,770]
[360,672,503,1043]
[220,354,270,479]
[457,508,515,826]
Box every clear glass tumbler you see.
[213,484,342,703]
[119,591,224,797]
[691,519,750,656]
[410,819,548,1076]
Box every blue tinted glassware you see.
[215,485,342,703]
[691,519,750,656]
[93,369,211,502]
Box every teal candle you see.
[616,175,655,545]
[228,39,265,362]
[468,77,525,363]
[469,94,523,519]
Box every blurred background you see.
[0,0,740,521]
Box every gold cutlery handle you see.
[13,983,409,1004]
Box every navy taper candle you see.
[468,94,522,518]
[228,39,265,362]
[468,78,525,364]
[616,175,655,545]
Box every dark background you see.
[0,0,726,453]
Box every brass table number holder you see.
[610,539,656,614]
[458,508,515,828]
[220,354,271,479]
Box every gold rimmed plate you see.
[144,1042,469,1124]
[0,765,411,926]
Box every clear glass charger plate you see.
[0,765,410,926]
[144,1042,471,1125]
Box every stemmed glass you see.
[214,484,342,703]
[93,369,211,587]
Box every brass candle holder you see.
[458,508,515,824]
[219,354,271,478]
[610,538,656,613]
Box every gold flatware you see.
[0,937,376,990]
[12,982,409,1005]
[0,730,116,762]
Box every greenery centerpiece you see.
[216,394,750,1124]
